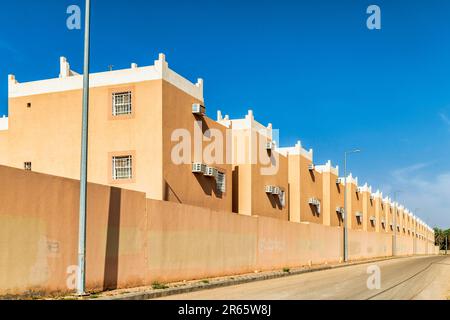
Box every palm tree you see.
[434,228,445,249]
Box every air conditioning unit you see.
[356,187,361,193]
[370,216,376,222]
[355,212,363,218]
[265,142,275,151]
[370,195,374,201]
[336,178,343,185]
[308,164,315,171]
[192,103,206,115]
[309,198,320,206]
[265,185,275,194]
[204,166,218,178]
[381,219,386,225]
[192,163,206,174]
[336,207,345,216]
[272,187,281,196]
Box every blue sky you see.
[1,0,449,227]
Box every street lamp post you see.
[343,149,361,263]
[77,0,91,296]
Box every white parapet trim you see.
[219,110,275,140]
[360,183,372,193]
[0,115,8,131]
[277,140,313,161]
[8,53,204,102]
[345,173,358,186]
[372,189,382,199]
[316,160,339,176]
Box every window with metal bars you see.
[24,162,32,171]
[216,172,226,193]
[112,155,132,180]
[112,91,132,116]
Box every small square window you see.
[24,162,32,171]
[112,155,132,180]
[112,92,132,116]
[27,103,31,108]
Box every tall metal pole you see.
[77,0,91,296]
[343,153,348,262]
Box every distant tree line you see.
[434,228,450,250]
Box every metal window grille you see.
[24,162,32,171]
[216,172,226,193]
[112,155,132,180]
[112,91,132,116]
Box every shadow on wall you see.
[103,187,121,291]
[267,193,283,210]
[164,180,182,203]
[232,167,240,213]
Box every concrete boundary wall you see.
[0,166,438,296]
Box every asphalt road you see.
[156,255,450,300]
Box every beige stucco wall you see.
[162,81,232,212]
[362,192,376,232]
[288,154,324,224]
[0,165,438,296]
[0,165,147,295]
[347,182,363,230]
[348,230,392,260]
[226,124,289,219]
[321,171,344,227]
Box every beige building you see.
[0,54,232,212]
[278,142,324,224]
[316,161,344,227]
[218,110,289,220]
[344,174,364,231]
[0,53,435,239]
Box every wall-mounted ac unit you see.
[370,195,374,201]
[272,187,281,196]
[355,211,363,218]
[308,164,315,171]
[336,178,343,185]
[192,163,206,174]
[192,103,206,115]
[265,185,275,194]
[381,219,386,225]
[309,198,320,206]
[336,207,345,216]
[370,216,376,222]
[356,187,361,193]
[204,166,218,178]
[266,142,275,151]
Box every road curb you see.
[98,255,412,300]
